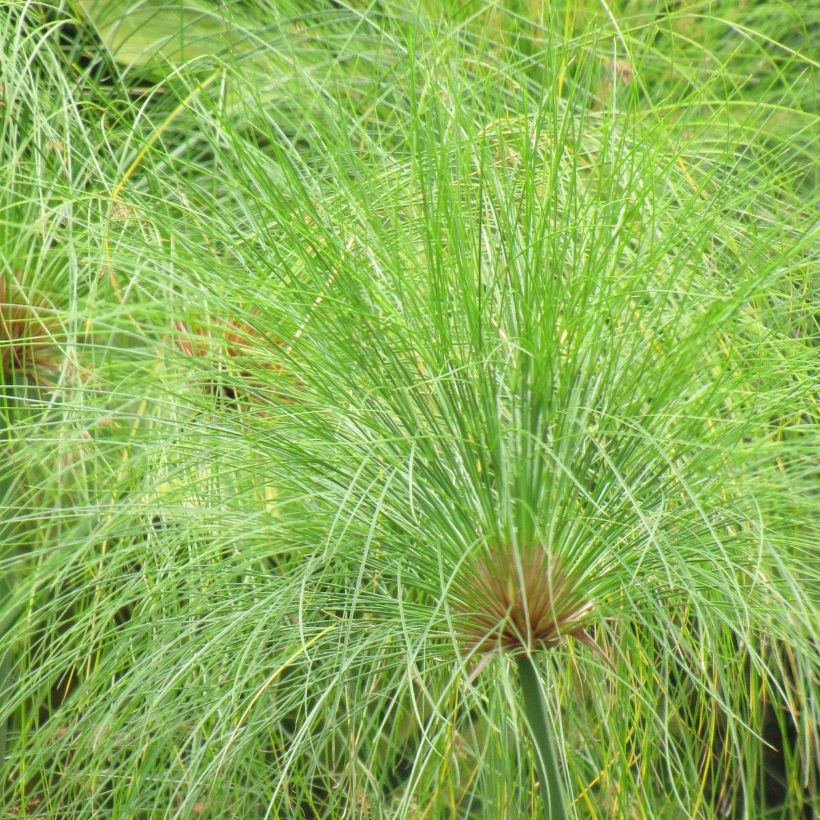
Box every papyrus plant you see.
[1,2,816,816]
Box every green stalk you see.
[517,654,567,819]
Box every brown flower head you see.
[174,317,258,398]
[173,316,294,404]
[454,546,594,656]
[0,278,58,383]
[174,317,258,362]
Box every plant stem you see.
[517,654,567,819]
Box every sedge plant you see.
[1,1,818,817]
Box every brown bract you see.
[0,279,58,382]
[455,548,594,655]
[173,317,296,405]
[174,318,258,361]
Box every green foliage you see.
[1,1,817,816]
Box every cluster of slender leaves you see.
[1,1,817,817]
